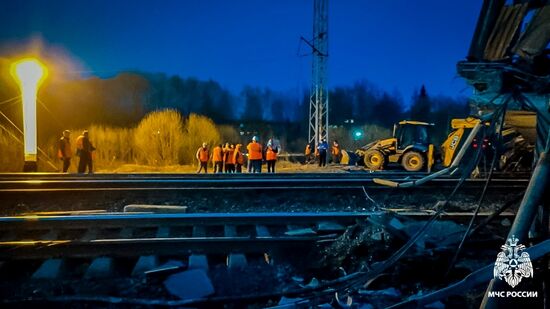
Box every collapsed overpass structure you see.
[456,0,550,307]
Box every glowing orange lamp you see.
[11,58,48,172]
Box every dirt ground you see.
[95,161,355,173]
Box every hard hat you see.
[252,136,258,142]
[202,142,207,147]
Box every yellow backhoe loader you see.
[356,117,487,172]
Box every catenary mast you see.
[308,0,329,148]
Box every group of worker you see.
[196,136,279,174]
[57,130,96,174]
[58,131,341,174]
[305,139,341,166]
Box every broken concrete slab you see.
[163,269,214,300]
[123,205,188,213]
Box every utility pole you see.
[304,0,329,148]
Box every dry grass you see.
[134,109,184,166]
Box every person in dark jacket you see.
[317,139,328,167]
[58,130,72,173]
[76,130,96,174]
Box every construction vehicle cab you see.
[357,120,435,172]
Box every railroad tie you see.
[119,227,133,239]
[156,226,171,238]
[132,255,159,276]
[39,229,59,241]
[225,225,247,270]
[84,257,115,279]
[255,225,270,237]
[316,221,346,233]
[33,229,62,279]
[32,258,66,279]
[81,228,99,241]
[0,230,16,242]
[255,225,274,265]
[285,225,316,236]
[189,226,208,270]
[131,227,170,276]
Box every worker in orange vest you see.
[196,142,210,173]
[225,144,236,173]
[247,136,263,173]
[76,130,96,174]
[265,139,278,173]
[331,140,341,164]
[305,143,313,164]
[57,130,72,173]
[222,142,230,172]
[212,144,223,173]
[234,144,245,173]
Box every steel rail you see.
[0,211,374,230]
[0,178,529,191]
[0,236,323,259]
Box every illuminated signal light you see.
[10,58,48,171]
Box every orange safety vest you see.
[58,137,72,159]
[197,147,209,162]
[234,145,244,165]
[331,145,341,155]
[226,148,235,164]
[213,146,223,162]
[305,145,311,155]
[247,142,263,160]
[76,135,84,150]
[266,146,277,161]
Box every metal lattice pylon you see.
[308,0,329,148]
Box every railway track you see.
[0,212,368,298]
[0,173,529,216]
[0,210,517,306]
[0,212,368,260]
[0,173,529,191]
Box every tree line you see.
[0,66,470,153]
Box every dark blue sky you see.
[1,0,481,105]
